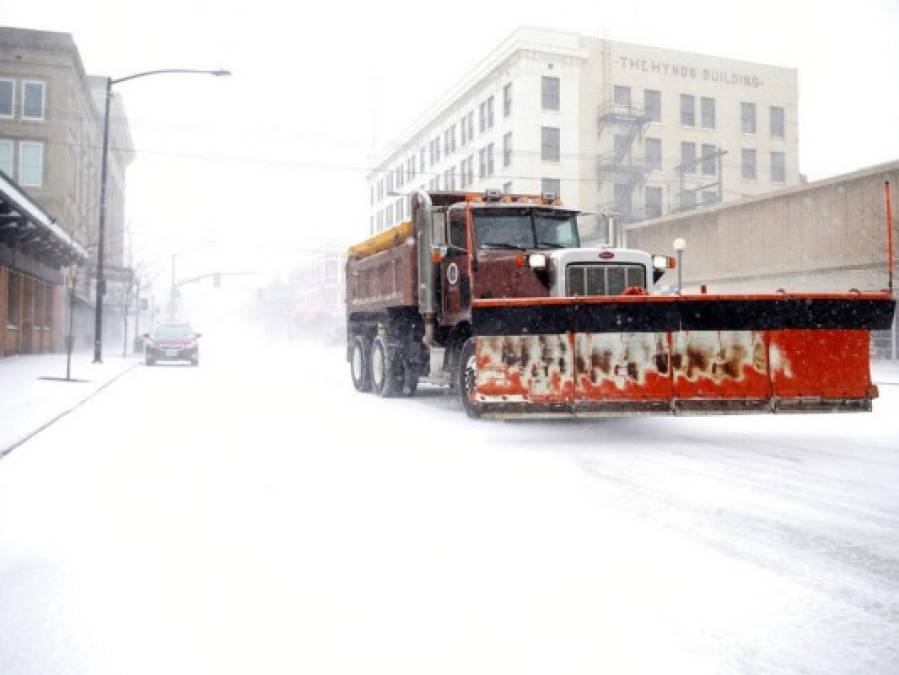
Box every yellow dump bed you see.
[347,220,413,260]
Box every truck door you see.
[440,207,470,325]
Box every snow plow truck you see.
[346,190,896,419]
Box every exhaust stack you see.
[413,190,435,344]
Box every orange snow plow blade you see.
[470,292,896,419]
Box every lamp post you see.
[673,237,687,294]
[92,68,230,363]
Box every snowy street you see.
[1,339,898,675]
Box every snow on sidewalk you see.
[0,351,139,455]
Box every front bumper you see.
[146,346,198,362]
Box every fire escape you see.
[596,98,652,225]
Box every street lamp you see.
[673,237,687,294]
[93,68,231,363]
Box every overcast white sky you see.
[4,0,899,296]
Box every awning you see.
[0,170,89,268]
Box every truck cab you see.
[427,190,669,330]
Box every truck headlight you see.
[528,253,547,269]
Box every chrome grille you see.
[566,264,646,296]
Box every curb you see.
[0,361,140,461]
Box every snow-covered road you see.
[1,339,897,674]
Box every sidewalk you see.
[0,351,139,456]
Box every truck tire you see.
[370,336,402,397]
[351,335,372,392]
[457,338,481,419]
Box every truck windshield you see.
[534,209,579,248]
[473,208,579,250]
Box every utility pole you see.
[66,267,76,380]
[92,77,112,364]
[170,253,176,321]
[134,278,141,352]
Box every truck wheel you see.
[351,335,372,392]
[371,336,401,397]
[457,338,481,418]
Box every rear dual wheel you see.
[351,336,372,392]
[371,336,417,397]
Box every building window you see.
[741,102,756,134]
[644,89,661,122]
[680,94,695,126]
[397,198,404,221]
[446,124,457,154]
[369,216,374,235]
[502,132,512,167]
[770,106,785,138]
[681,190,696,210]
[614,184,632,219]
[541,126,560,162]
[613,134,630,160]
[6,273,18,327]
[486,96,494,129]
[541,76,560,111]
[700,97,716,129]
[503,82,512,117]
[446,166,456,191]
[503,181,513,194]
[702,190,718,205]
[680,142,696,174]
[396,164,404,187]
[0,139,13,176]
[460,115,468,145]
[19,141,43,186]
[419,147,425,171]
[0,79,13,119]
[645,138,661,171]
[478,147,487,178]
[701,144,717,176]
[386,204,394,225]
[386,172,394,194]
[645,186,663,219]
[742,148,757,180]
[479,100,487,133]
[541,178,561,197]
[370,185,374,206]
[407,155,415,179]
[486,143,494,176]
[22,81,46,121]
[614,85,631,110]
[466,112,474,143]
[771,151,785,182]
[462,155,474,187]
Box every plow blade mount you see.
[470,293,896,419]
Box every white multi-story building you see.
[367,27,799,239]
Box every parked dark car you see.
[143,323,201,366]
